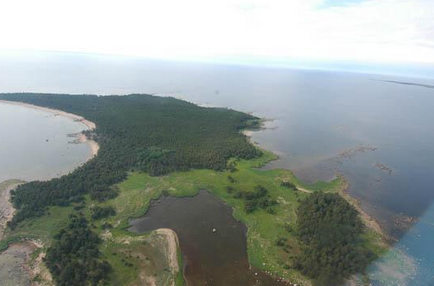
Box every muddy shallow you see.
[129,191,289,286]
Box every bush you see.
[232,185,277,213]
[91,206,116,220]
[281,181,298,190]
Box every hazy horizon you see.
[1,50,434,82]
[1,0,434,70]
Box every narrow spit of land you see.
[0,93,387,286]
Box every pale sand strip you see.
[0,100,99,158]
[155,228,180,274]
[297,179,387,242]
[75,133,100,159]
[155,228,181,286]
[0,180,23,241]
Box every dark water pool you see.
[129,191,289,286]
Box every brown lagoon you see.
[129,191,288,286]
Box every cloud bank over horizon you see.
[0,0,433,65]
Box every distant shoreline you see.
[0,100,99,158]
[372,79,434,89]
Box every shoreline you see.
[155,228,180,280]
[75,133,99,159]
[0,100,100,285]
[0,100,99,158]
[244,118,388,243]
[0,180,24,241]
[0,99,386,285]
[0,100,100,241]
[336,177,390,247]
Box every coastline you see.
[244,118,388,243]
[0,180,24,242]
[0,100,100,285]
[75,133,99,159]
[0,100,99,158]
[0,180,54,286]
[0,99,182,286]
[0,100,100,239]
[0,98,386,285]
[339,184,389,243]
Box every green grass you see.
[96,149,357,285]
[6,205,74,244]
[101,231,180,286]
[2,149,386,286]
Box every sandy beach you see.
[0,100,99,158]
[75,133,100,158]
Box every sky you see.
[0,0,433,65]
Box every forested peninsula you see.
[0,93,386,286]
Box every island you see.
[0,93,386,286]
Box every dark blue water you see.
[1,51,433,285]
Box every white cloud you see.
[0,0,433,63]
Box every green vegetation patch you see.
[102,231,180,286]
[0,94,387,286]
[295,192,377,286]
[0,93,260,227]
[98,151,361,285]
[45,214,111,286]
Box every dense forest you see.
[0,93,261,228]
[295,192,375,286]
[45,214,111,286]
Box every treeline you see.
[227,183,278,214]
[91,206,116,220]
[45,214,111,286]
[294,192,375,286]
[0,93,261,227]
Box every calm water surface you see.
[130,191,288,286]
[1,51,433,285]
[0,102,92,182]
